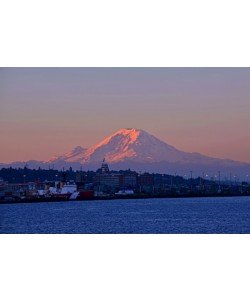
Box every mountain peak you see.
[48,128,179,164]
[78,128,181,163]
[114,128,142,135]
[110,128,143,141]
[47,145,86,163]
[41,128,250,176]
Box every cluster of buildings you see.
[94,160,153,195]
[0,160,249,202]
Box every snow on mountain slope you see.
[80,128,188,163]
[47,146,86,163]
[2,128,249,176]
[48,128,228,165]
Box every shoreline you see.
[0,193,249,205]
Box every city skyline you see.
[0,68,250,163]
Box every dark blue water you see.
[0,197,249,234]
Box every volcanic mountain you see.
[48,128,222,164]
[46,128,250,176]
[2,128,249,177]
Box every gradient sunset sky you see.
[0,68,249,163]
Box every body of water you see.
[0,197,249,234]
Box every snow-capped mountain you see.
[49,128,223,164]
[1,128,250,177]
[82,128,188,163]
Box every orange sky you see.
[0,68,249,163]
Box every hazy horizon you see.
[1,68,250,163]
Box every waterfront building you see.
[76,172,85,183]
[101,159,110,174]
[95,160,121,192]
[95,173,120,192]
[139,173,154,186]
[75,171,86,190]
[119,174,137,188]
